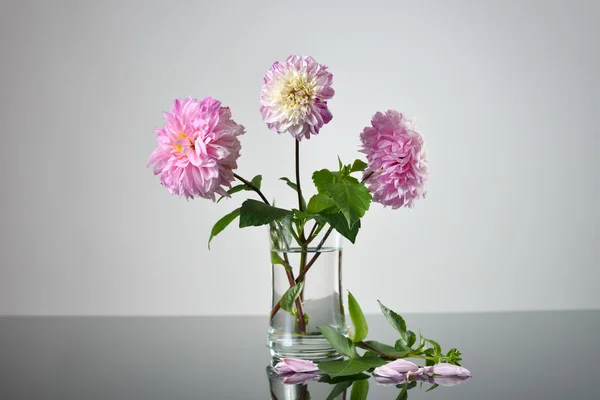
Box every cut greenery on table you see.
[317,292,463,378]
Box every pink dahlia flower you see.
[147,96,245,200]
[260,55,334,140]
[360,110,428,209]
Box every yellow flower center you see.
[174,132,194,153]
[281,74,315,110]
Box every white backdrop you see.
[1,0,598,315]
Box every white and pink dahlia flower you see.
[260,55,334,141]
[147,96,245,200]
[360,110,428,209]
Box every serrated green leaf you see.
[401,330,416,348]
[280,281,304,313]
[350,159,368,173]
[279,177,306,210]
[323,213,361,243]
[341,175,360,185]
[251,174,262,189]
[325,183,371,229]
[312,169,336,194]
[239,199,293,227]
[378,301,407,336]
[318,326,358,359]
[326,381,353,400]
[208,208,240,248]
[307,193,335,214]
[348,291,368,343]
[350,379,369,400]
[363,340,408,358]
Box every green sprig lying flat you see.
[317,292,463,378]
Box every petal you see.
[428,363,472,377]
[282,358,318,373]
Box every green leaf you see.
[216,184,246,203]
[394,340,412,354]
[279,177,306,210]
[341,175,360,185]
[378,300,407,336]
[270,251,286,267]
[325,183,371,229]
[251,174,262,189]
[208,208,240,249]
[395,382,417,400]
[395,384,408,400]
[445,348,463,365]
[239,199,293,227]
[280,281,304,313]
[396,330,417,349]
[350,379,369,400]
[363,340,408,358]
[217,175,262,203]
[358,351,387,367]
[280,177,298,191]
[348,291,368,343]
[324,213,361,243]
[350,159,368,173]
[320,373,369,385]
[318,326,358,359]
[425,383,439,392]
[318,359,370,378]
[326,381,353,400]
[319,354,385,378]
[292,209,314,220]
[307,193,335,214]
[426,339,442,357]
[312,169,336,194]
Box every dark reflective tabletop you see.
[1,311,598,399]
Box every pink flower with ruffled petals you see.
[260,55,334,141]
[360,110,428,209]
[147,96,245,200]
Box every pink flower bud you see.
[427,363,472,377]
[273,358,319,375]
[373,359,419,378]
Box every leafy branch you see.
[317,292,463,378]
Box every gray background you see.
[0,0,598,315]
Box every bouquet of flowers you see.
[147,55,429,361]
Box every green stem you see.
[233,173,270,205]
[357,340,437,361]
